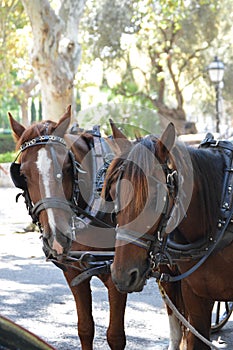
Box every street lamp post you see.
[207,56,225,133]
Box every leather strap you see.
[70,263,111,286]
[199,133,233,152]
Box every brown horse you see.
[9,106,128,350]
[104,122,233,349]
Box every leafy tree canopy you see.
[79,0,230,133]
[1,0,233,134]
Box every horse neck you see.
[177,148,224,242]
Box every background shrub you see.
[0,152,16,163]
[0,134,15,153]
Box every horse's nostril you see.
[128,268,139,287]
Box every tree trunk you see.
[20,100,29,126]
[154,64,187,135]
[21,0,86,120]
[154,101,186,135]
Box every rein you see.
[44,249,114,285]
[158,283,224,350]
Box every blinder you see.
[10,162,27,190]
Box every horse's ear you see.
[64,133,77,147]
[54,105,71,137]
[109,119,127,140]
[109,119,131,153]
[8,112,26,141]
[157,123,176,162]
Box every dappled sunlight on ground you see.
[1,188,232,349]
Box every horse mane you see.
[169,142,223,235]
[187,146,223,234]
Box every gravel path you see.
[0,187,232,349]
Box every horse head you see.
[9,106,79,258]
[9,108,133,260]
[104,123,179,293]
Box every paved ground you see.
[0,187,232,349]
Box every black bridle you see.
[115,161,178,257]
[10,135,83,246]
[9,129,118,284]
[114,155,214,283]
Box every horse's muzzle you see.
[42,230,72,258]
[110,263,149,293]
[54,230,73,253]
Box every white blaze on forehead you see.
[36,148,52,196]
[36,148,56,235]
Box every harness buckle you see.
[166,170,178,186]
[211,140,219,147]
[157,230,163,242]
[160,273,170,282]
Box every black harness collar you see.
[81,126,114,221]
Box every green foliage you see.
[78,102,161,137]
[79,0,227,127]
[38,100,42,121]
[0,133,15,154]
[0,0,34,124]
[0,1,29,94]
[81,0,137,59]
[1,0,233,132]
[0,151,16,163]
[0,96,20,129]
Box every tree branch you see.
[178,44,210,77]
